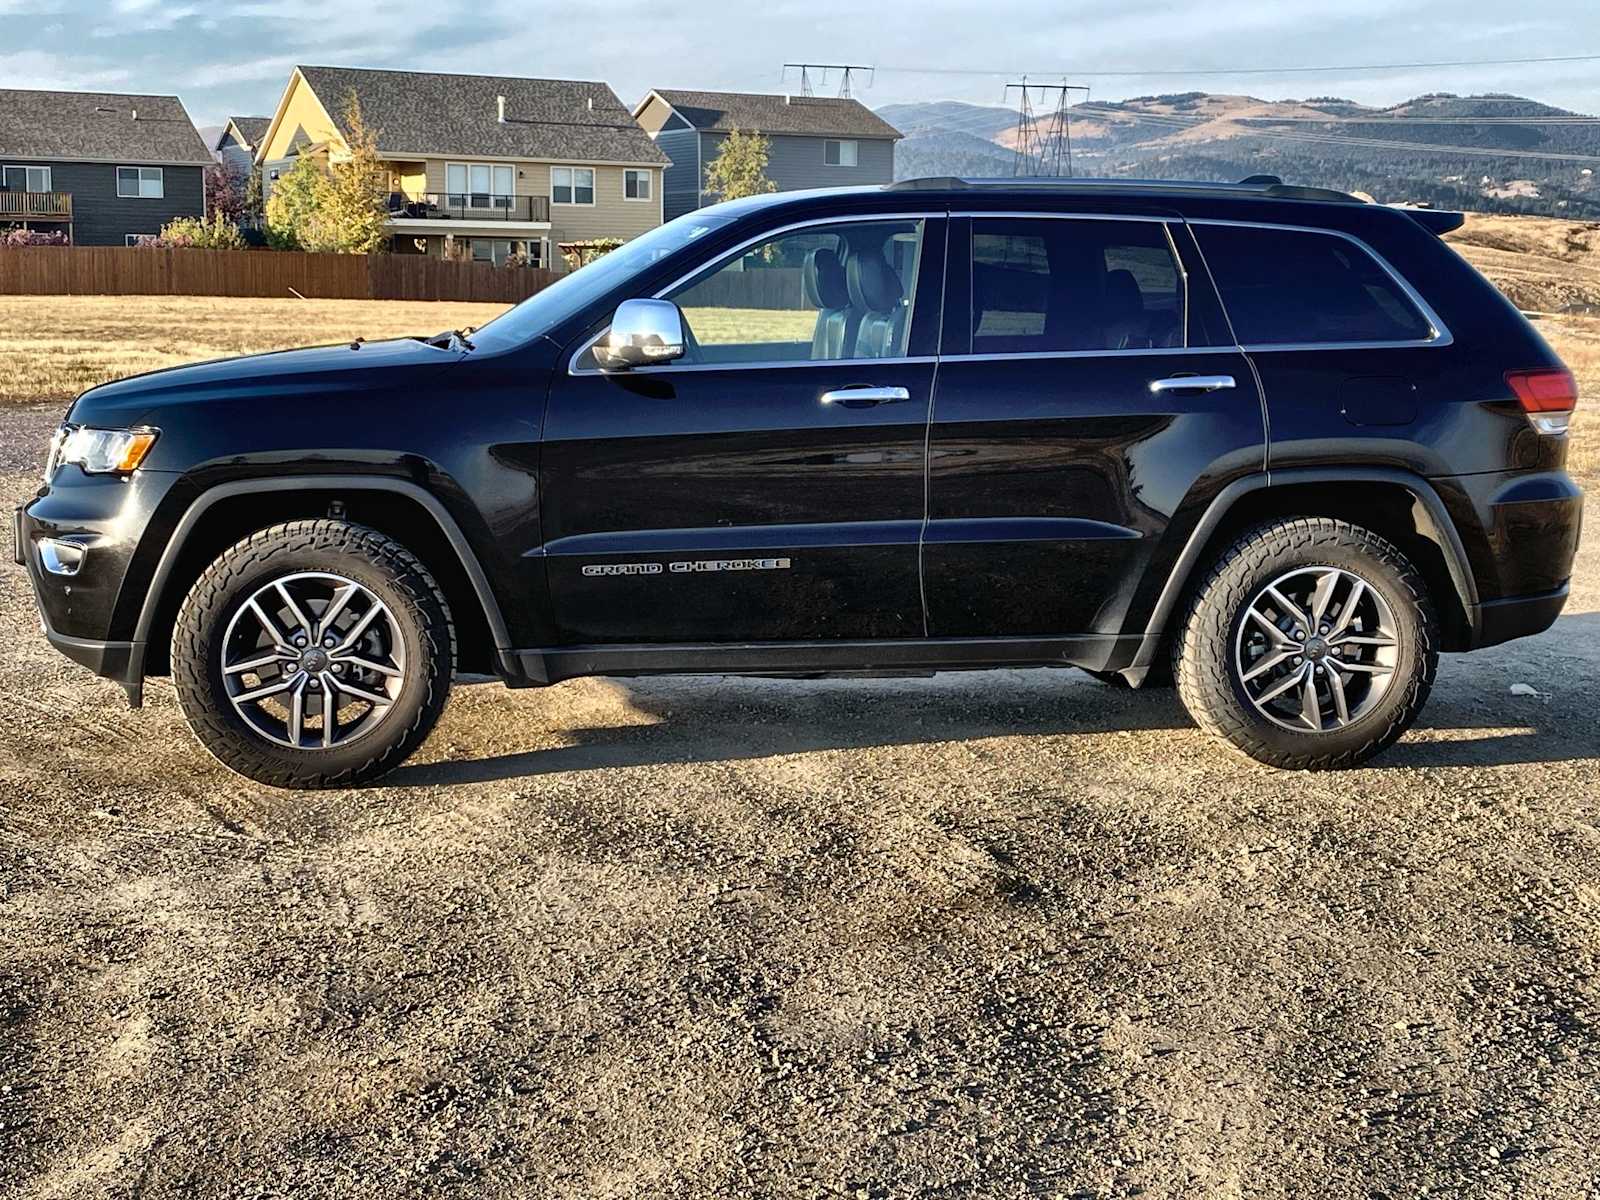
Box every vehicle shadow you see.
[388,612,1600,787]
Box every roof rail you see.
[885,175,1362,204]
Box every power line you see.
[875,51,1600,80]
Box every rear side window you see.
[1195,224,1435,346]
[971,218,1187,354]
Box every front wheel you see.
[1173,517,1437,770]
[172,520,454,789]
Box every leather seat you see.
[847,252,905,359]
[803,248,856,361]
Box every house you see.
[0,88,211,245]
[633,89,903,221]
[255,66,669,269]
[213,116,271,179]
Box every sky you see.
[1,0,1596,132]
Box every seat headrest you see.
[847,252,903,315]
[802,247,850,310]
[1104,269,1143,317]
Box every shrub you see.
[143,213,248,250]
[1,228,70,247]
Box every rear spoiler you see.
[1392,206,1465,236]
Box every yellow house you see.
[255,65,668,270]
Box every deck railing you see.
[0,191,73,220]
[386,193,550,223]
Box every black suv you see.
[16,176,1583,787]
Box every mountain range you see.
[877,93,1600,218]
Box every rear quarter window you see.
[1195,224,1436,346]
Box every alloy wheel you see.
[1233,565,1400,734]
[220,571,407,750]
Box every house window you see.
[624,169,652,201]
[117,166,164,198]
[552,166,595,205]
[2,165,51,193]
[824,139,858,167]
[468,238,519,266]
[447,162,515,209]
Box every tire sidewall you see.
[175,529,450,785]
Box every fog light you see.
[38,538,87,577]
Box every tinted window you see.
[971,218,1186,354]
[1196,224,1433,346]
[664,219,924,364]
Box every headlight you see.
[50,426,159,477]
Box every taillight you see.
[1506,368,1578,435]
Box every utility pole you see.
[783,63,875,99]
[1004,79,1091,176]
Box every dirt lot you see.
[2,381,1598,1197]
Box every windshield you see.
[470,210,738,350]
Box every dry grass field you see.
[0,296,510,402]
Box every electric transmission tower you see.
[783,63,876,98]
[1004,79,1091,176]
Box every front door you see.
[925,213,1267,640]
[541,215,944,645]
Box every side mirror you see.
[593,298,686,371]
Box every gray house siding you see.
[0,160,205,245]
[655,124,701,222]
[694,132,893,207]
[215,130,255,179]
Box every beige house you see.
[255,66,668,269]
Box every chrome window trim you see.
[943,345,1232,364]
[952,210,1173,223]
[1186,218,1453,351]
[567,211,942,377]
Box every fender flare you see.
[127,475,513,698]
[1128,466,1480,676]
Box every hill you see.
[882,93,1600,218]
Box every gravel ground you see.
[2,401,1597,1198]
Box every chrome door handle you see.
[820,385,912,408]
[1149,375,1236,394]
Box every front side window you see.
[824,139,858,167]
[1195,224,1434,346]
[117,166,164,199]
[971,217,1186,353]
[624,169,652,201]
[661,218,924,365]
[552,166,596,205]
[3,165,51,192]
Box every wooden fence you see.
[0,246,557,304]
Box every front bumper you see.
[15,469,176,706]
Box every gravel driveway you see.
[2,401,1597,1198]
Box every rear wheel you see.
[1173,517,1437,770]
[172,520,454,789]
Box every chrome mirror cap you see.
[594,298,686,371]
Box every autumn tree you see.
[262,93,389,254]
[203,163,247,225]
[702,128,777,203]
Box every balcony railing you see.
[0,190,73,220]
[386,193,549,223]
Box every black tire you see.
[1172,517,1437,770]
[172,520,454,789]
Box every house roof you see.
[217,116,271,151]
[0,88,212,165]
[293,66,669,165]
[642,90,903,140]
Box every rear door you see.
[540,214,944,645]
[924,212,1266,639]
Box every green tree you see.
[262,94,389,254]
[703,128,777,203]
[263,155,327,251]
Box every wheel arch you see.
[129,476,514,692]
[1128,468,1481,681]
